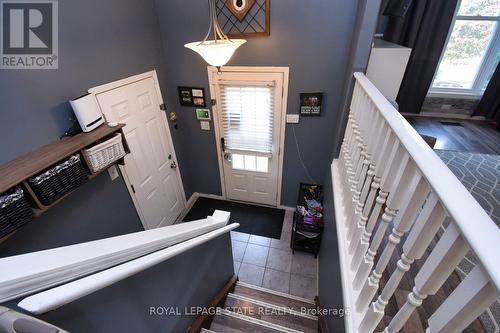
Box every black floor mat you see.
[183,197,285,239]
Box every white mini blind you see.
[220,83,275,155]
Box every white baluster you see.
[356,159,423,312]
[340,84,362,181]
[426,265,497,333]
[347,109,383,250]
[352,144,409,293]
[347,112,385,251]
[340,84,362,196]
[346,93,370,226]
[357,118,386,209]
[384,222,469,332]
[359,192,446,331]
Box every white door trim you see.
[88,70,187,228]
[207,66,289,207]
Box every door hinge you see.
[159,103,166,111]
[131,184,136,193]
[211,99,217,106]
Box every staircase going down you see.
[205,281,319,333]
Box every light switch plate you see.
[200,121,210,130]
[108,165,120,181]
[286,114,300,123]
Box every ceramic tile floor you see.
[231,210,318,300]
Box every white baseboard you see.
[197,192,224,200]
[402,112,486,121]
[175,192,225,224]
[279,205,296,212]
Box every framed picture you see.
[216,0,270,38]
[178,87,206,107]
[300,93,323,116]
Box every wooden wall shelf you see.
[0,123,129,238]
[0,123,127,193]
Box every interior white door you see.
[95,77,185,229]
[212,71,285,206]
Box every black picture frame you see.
[300,93,323,116]
[178,86,206,107]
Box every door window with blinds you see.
[220,83,275,173]
[209,68,287,207]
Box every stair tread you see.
[224,294,317,333]
[211,309,303,333]
[233,282,315,312]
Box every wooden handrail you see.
[353,72,500,291]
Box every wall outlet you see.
[286,114,300,123]
[108,165,120,181]
[200,121,210,130]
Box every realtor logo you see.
[1,0,58,69]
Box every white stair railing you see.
[332,72,500,333]
[18,221,238,314]
[0,210,235,304]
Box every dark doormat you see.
[183,197,285,239]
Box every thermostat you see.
[196,108,211,120]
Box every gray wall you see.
[5,234,234,333]
[331,0,382,159]
[319,0,381,331]
[155,0,362,206]
[318,170,345,332]
[0,0,169,254]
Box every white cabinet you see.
[366,38,411,103]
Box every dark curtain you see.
[473,63,500,123]
[383,0,459,114]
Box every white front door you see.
[209,69,287,207]
[92,75,185,229]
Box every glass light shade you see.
[184,39,246,67]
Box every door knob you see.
[170,161,177,169]
[223,153,232,162]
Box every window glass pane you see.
[232,154,244,170]
[458,0,500,16]
[244,155,256,171]
[256,157,269,173]
[432,20,496,89]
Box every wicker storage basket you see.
[29,154,88,205]
[82,133,126,173]
[0,188,34,238]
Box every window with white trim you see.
[430,0,500,95]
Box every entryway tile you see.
[232,240,247,262]
[233,261,241,274]
[231,231,250,242]
[248,234,272,246]
[262,268,290,293]
[291,252,317,278]
[238,263,265,286]
[266,248,292,273]
[270,232,291,250]
[290,274,317,300]
[242,243,269,267]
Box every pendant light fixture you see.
[184,0,246,69]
